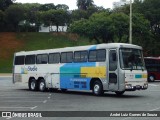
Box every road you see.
[0,76,160,120]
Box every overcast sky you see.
[15,0,122,10]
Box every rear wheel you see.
[29,79,38,91]
[115,91,125,96]
[92,81,104,96]
[39,79,46,92]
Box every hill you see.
[0,32,94,73]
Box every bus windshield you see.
[120,48,145,70]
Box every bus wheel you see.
[92,81,104,96]
[115,91,125,96]
[149,75,155,82]
[29,79,38,91]
[39,79,46,92]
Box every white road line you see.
[148,84,159,87]
[0,101,43,103]
[0,107,34,109]
[149,106,160,111]
[43,100,47,103]
[48,97,51,99]
[30,106,37,110]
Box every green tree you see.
[0,10,5,31]
[5,4,26,31]
[56,4,69,10]
[39,3,56,11]
[0,0,15,11]
[77,0,94,10]
[41,9,70,32]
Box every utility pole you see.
[129,0,132,44]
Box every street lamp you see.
[129,0,132,44]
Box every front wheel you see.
[115,91,125,96]
[92,81,104,96]
[39,79,46,92]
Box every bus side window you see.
[89,50,96,62]
[36,54,48,64]
[109,51,117,71]
[14,56,25,65]
[25,55,36,65]
[49,53,60,64]
[61,52,73,63]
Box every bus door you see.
[108,49,119,91]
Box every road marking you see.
[148,84,159,87]
[0,106,34,109]
[149,106,160,111]
[30,106,37,110]
[43,100,47,103]
[0,101,44,103]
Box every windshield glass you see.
[120,48,145,70]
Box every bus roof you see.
[15,43,142,56]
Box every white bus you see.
[13,43,148,96]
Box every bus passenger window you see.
[74,51,88,62]
[89,50,96,62]
[36,54,48,64]
[97,49,106,62]
[14,56,25,65]
[49,53,60,64]
[61,52,73,63]
[25,55,36,65]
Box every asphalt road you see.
[0,76,160,120]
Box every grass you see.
[0,32,95,73]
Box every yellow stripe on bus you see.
[81,67,106,78]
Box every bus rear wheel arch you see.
[28,78,38,91]
[91,79,104,96]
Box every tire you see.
[92,80,104,96]
[115,91,125,96]
[39,79,46,92]
[29,79,38,91]
[149,75,155,82]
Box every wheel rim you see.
[31,82,35,90]
[94,84,100,94]
[150,76,154,81]
[40,82,45,91]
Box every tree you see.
[5,4,26,31]
[56,4,69,10]
[0,0,15,11]
[0,10,5,31]
[77,0,94,10]
[41,9,70,32]
[39,3,56,11]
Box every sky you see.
[15,0,122,10]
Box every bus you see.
[13,43,148,96]
[144,57,160,82]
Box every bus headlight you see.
[143,83,148,89]
[125,84,132,89]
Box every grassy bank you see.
[0,32,94,73]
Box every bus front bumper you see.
[125,83,148,91]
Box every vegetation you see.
[0,32,94,73]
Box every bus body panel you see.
[13,43,148,94]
